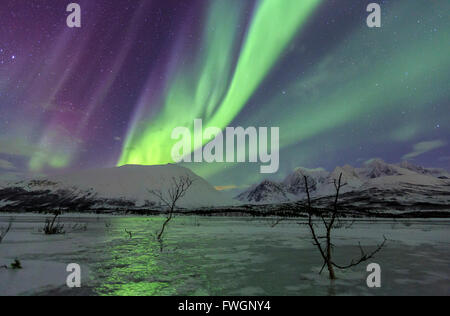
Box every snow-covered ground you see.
[0,214,449,296]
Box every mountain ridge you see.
[0,161,449,213]
[236,160,450,209]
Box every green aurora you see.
[118,0,322,166]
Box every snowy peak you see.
[283,167,329,196]
[327,165,364,192]
[236,180,291,204]
[363,159,402,179]
[330,165,362,182]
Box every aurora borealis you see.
[0,0,449,187]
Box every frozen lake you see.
[0,214,449,296]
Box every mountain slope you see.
[397,161,450,179]
[0,164,234,211]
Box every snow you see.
[283,167,329,195]
[4,164,235,209]
[238,160,450,206]
[398,161,450,179]
[2,161,448,210]
[0,215,449,295]
[361,173,445,189]
[236,180,294,204]
[0,260,78,295]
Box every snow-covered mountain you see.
[1,161,448,212]
[0,164,234,211]
[236,180,293,204]
[282,167,329,197]
[364,158,401,178]
[397,161,450,179]
[237,160,450,209]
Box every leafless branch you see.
[304,175,327,263]
[270,217,285,228]
[0,221,12,243]
[332,236,387,270]
[149,175,194,250]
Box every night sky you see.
[0,0,449,188]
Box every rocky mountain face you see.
[236,160,450,210]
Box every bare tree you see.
[0,221,12,243]
[303,173,386,280]
[149,175,194,248]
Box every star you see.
[0,0,448,183]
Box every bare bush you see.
[0,259,22,270]
[10,259,22,269]
[43,210,65,235]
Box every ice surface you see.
[0,215,449,296]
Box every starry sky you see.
[0,0,449,188]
